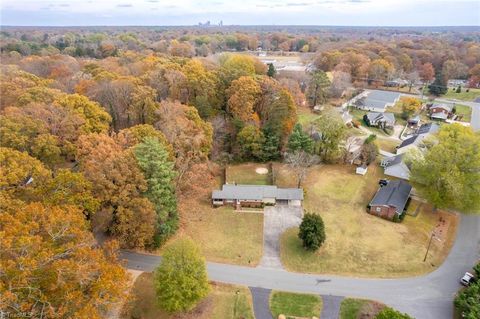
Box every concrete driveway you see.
[259,205,303,269]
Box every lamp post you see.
[423,232,441,262]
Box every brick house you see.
[368,180,412,221]
[212,184,303,209]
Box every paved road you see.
[121,214,480,319]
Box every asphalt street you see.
[121,214,480,319]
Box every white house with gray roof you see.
[212,184,303,208]
[349,89,402,113]
[381,153,411,180]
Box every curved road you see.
[121,214,480,319]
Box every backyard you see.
[122,273,254,319]
[280,164,458,277]
[226,163,272,185]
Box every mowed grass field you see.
[123,273,254,319]
[269,291,322,318]
[226,163,271,185]
[280,164,458,277]
[444,87,480,101]
[170,205,264,266]
[454,104,472,122]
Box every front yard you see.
[122,273,254,319]
[171,205,264,266]
[270,291,322,318]
[443,87,480,101]
[280,164,458,277]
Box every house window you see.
[376,207,381,212]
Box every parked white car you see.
[460,272,475,286]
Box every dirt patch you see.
[358,301,385,319]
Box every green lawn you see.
[123,273,254,319]
[270,291,322,318]
[226,163,271,185]
[454,104,472,122]
[297,107,320,127]
[349,108,393,136]
[173,205,264,266]
[375,138,399,153]
[444,87,480,101]
[339,298,385,319]
[280,164,459,277]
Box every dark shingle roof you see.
[416,122,439,135]
[398,135,419,148]
[366,112,395,124]
[384,153,404,167]
[212,184,303,201]
[369,180,412,213]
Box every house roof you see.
[431,103,453,112]
[431,112,448,120]
[398,135,420,149]
[383,153,404,167]
[353,90,401,111]
[369,180,412,213]
[366,112,395,124]
[416,122,439,135]
[212,184,303,201]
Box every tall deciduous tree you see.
[306,70,331,107]
[312,109,347,162]
[411,124,480,211]
[236,124,266,161]
[76,133,156,248]
[154,238,209,313]
[0,202,129,319]
[227,76,261,122]
[134,137,178,246]
[285,151,320,187]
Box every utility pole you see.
[423,232,440,262]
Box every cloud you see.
[116,4,133,7]
[286,2,311,6]
[145,0,158,2]
[58,4,70,7]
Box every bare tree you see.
[285,150,320,187]
[330,70,352,98]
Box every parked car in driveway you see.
[460,272,475,286]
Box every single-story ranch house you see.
[368,180,412,221]
[349,90,401,113]
[212,184,303,209]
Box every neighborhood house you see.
[363,112,395,128]
[381,153,411,180]
[368,180,412,221]
[212,184,303,209]
[349,89,402,112]
[428,103,452,121]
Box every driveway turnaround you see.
[249,287,273,319]
[121,214,480,319]
[259,205,302,269]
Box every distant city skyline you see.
[1,0,479,26]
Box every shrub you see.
[298,212,326,251]
[375,307,413,319]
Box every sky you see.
[1,0,479,26]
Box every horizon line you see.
[2,24,480,28]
